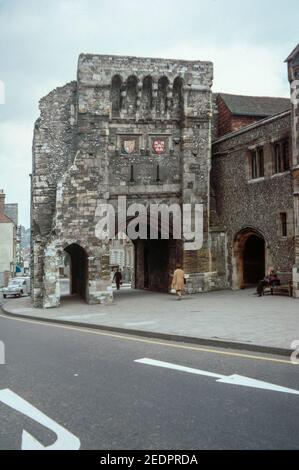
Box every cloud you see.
[0,0,298,226]
[160,42,290,97]
[0,80,4,104]
[0,120,32,226]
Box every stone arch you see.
[61,239,93,257]
[113,212,182,293]
[142,75,153,113]
[232,227,267,289]
[126,75,138,115]
[111,75,122,117]
[173,76,184,118]
[64,243,88,300]
[157,76,169,116]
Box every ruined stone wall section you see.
[32,81,77,306]
[32,81,77,236]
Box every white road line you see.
[0,389,81,450]
[135,358,223,379]
[0,340,4,364]
[135,358,299,396]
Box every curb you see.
[0,303,293,358]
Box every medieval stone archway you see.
[133,238,182,293]
[232,228,266,289]
[112,213,183,294]
[64,243,88,300]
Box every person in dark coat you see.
[257,270,280,296]
[113,269,123,290]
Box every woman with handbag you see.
[171,264,185,300]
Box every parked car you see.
[2,277,31,298]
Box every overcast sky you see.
[0,0,298,227]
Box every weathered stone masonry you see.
[32,45,299,307]
[212,111,294,289]
[286,45,299,297]
[32,54,217,307]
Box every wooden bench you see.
[263,272,293,297]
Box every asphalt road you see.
[0,309,299,450]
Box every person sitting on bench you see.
[257,270,281,297]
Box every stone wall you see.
[31,81,77,306]
[32,54,215,307]
[286,45,299,296]
[212,111,294,287]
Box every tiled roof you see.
[0,213,14,223]
[213,109,291,145]
[217,93,291,118]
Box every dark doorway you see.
[243,235,265,285]
[134,238,182,293]
[64,244,88,300]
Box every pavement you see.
[1,284,299,356]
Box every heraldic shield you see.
[122,140,136,154]
[153,139,166,155]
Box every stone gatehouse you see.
[31,45,299,308]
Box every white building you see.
[0,191,16,286]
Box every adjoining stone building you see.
[211,44,299,295]
[31,44,299,308]
[212,107,293,289]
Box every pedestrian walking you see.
[113,269,123,290]
[171,264,185,300]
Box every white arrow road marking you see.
[0,389,81,450]
[0,340,4,365]
[135,358,299,396]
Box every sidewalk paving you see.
[1,288,299,356]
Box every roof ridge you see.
[213,109,291,145]
[216,92,289,100]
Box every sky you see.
[0,0,298,227]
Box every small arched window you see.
[157,76,169,116]
[126,75,138,115]
[142,76,153,111]
[173,77,184,118]
[111,75,122,117]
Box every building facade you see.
[0,191,16,287]
[32,54,216,307]
[31,45,299,307]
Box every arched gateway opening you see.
[134,238,181,292]
[233,229,266,289]
[64,244,88,300]
[109,217,183,294]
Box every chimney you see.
[0,190,5,215]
